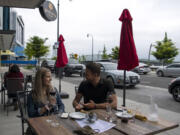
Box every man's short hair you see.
[86,62,100,76]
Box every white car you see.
[96,62,140,87]
[132,63,151,74]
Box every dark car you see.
[168,77,180,102]
[41,60,55,72]
[64,59,85,77]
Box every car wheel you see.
[80,71,83,77]
[107,77,114,86]
[157,71,164,77]
[143,72,147,75]
[65,71,71,77]
[129,85,135,88]
[172,86,180,102]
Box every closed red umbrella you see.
[56,34,68,92]
[118,9,139,106]
[56,35,68,68]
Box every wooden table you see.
[27,109,179,135]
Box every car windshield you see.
[103,63,117,70]
[47,60,55,65]
[68,59,79,64]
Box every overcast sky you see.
[15,0,180,60]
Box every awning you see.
[13,45,25,57]
[0,0,45,9]
[0,50,15,56]
[0,30,15,50]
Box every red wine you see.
[50,91,56,96]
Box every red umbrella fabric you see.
[56,34,68,68]
[117,9,139,71]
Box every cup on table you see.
[105,92,113,122]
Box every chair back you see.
[6,78,24,95]
[17,91,30,118]
[17,91,30,135]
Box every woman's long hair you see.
[32,67,52,103]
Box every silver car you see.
[96,62,140,87]
[156,63,180,77]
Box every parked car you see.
[131,63,151,74]
[64,59,85,77]
[168,77,180,102]
[96,62,140,87]
[156,63,180,77]
[41,60,55,72]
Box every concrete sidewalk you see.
[0,67,179,135]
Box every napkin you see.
[135,114,147,121]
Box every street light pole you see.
[148,44,154,65]
[57,0,60,42]
[87,34,94,62]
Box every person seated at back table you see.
[3,64,14,88]
[27,67,65,118]
[6,64,24,110]
[72,62,117,111]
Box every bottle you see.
[148,96,159,122]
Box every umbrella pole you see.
[58,68,61,93]
[123,70,126,107]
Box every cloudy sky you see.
[15,0,180,60]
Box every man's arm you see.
[72,93,83,111]
[83,94,117,109]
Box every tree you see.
[51,56,57,60]
[25,36,49,66]
[101,45,109,59]
[110,46,119,60]
[152,32,179,65]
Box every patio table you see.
[27,109,179,135]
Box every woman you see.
[27,67,65,118]
[5,64,24,110]
[3,64,14,88]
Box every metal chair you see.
[54,87,69,99]
[17,90,31,135]
[5,78,24,115]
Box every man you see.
[72,62,117,111]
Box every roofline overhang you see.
[0,30,16,51]
[0,0,45,9]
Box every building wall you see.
[0,7,25,59]
[10,9,25,47]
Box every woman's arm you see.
[56,91,65,113]
[27,94,47,117]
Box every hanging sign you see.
[39,1,57,21]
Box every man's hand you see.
[83,100,96,109]
[75,103,84,111]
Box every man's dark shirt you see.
[78,78,115,104]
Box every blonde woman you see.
[27,67,65,118]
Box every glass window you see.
[167,64,175,68]
[101,63,117,70]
